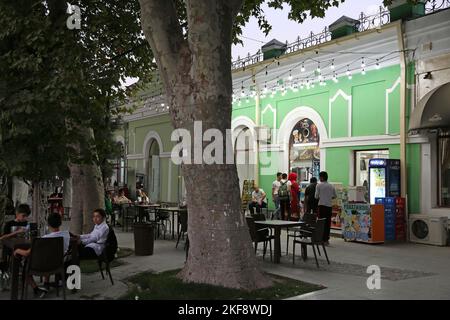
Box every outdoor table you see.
[254,220,305,264]
[134,203,160,222]
[3,237,79,300]
[155,207,187,240]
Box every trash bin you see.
[133,222,154,256]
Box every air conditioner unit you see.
[409,214,448,246]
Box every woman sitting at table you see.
[136,188,150,204]
[72,208,109,259]
[113,189,132,205]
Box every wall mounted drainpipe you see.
[253,68,260,187]
[396,21,408,202]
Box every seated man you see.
[248,185,267,215]
[72,208,109,260]
[13,212,70,298]
[1,204,31,270]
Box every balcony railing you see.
[231,0,450,70]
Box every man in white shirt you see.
[249,185,267,215]
[74,208,109,259]
[271,172,282,219]
[315,171,337,245]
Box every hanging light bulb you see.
[288,70,293,81]
[330,59,335,70]
[161,103,165,107]
[263,81,268,94]
[361,68,366,75]
[238,98,241,106]
[318,72,323,81]
[301,63,305,73]
[265,66,268,76]
[300,81,304,90]
[292,81,298,92]
[316,62,321,73]
[346,66,352,80]
[376,59,380,69]
[271,87,276,97]
[361,57,366,68]
[333,73,338,83]
[306,79,310,89]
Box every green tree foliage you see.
[0,0,154,183]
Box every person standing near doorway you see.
[315,171,336,245]
[271,172,282,219]
[288,172,300,221]
[304,177,319,215]
[278,173,290,220]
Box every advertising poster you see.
[241,180,254,212]
[342,203,371,242]
[330,183,346,229]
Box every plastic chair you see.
[22,237,65,300]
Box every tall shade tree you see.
[137,0,345,290]
[0,0,154,232]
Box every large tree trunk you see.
[69,128,105,234]
[139,0,271,290]
[69,164,104,234]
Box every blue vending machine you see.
[368,159,401,204]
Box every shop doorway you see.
[289,118,320,183]
[354,149,389,187]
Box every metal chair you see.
[176,210,188,248]
[246,214,274,261]
[292,218,330,268]
[123,205,137,232]
[22,237,66,300]
[286,212,317,255]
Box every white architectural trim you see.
[127,154,144,160]
[168,161,172,202]
[231,116,257,150]
[329,89,352,138]
[143,131,164,172]
[261,104,277,142]
[159,152,172,158]
[277,106,328,172]
[321,134,429,148]
[385,77,401,134]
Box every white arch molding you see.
[231,116,257,150]
[142,130,164,172]
[277,106,328,173]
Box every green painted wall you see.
[330,95,349,138]
[352,81,386,136]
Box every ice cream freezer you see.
[342,203,385,243]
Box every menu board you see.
[241,180,254,212]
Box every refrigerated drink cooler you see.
[368,159,401,204]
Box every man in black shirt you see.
[304,177,319,215]
[1,203,31,270]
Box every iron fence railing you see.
[231,0,450,70]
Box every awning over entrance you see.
[409,82,450,131]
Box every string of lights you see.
[232,48,415,104]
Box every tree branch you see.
[138,0,188,82]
